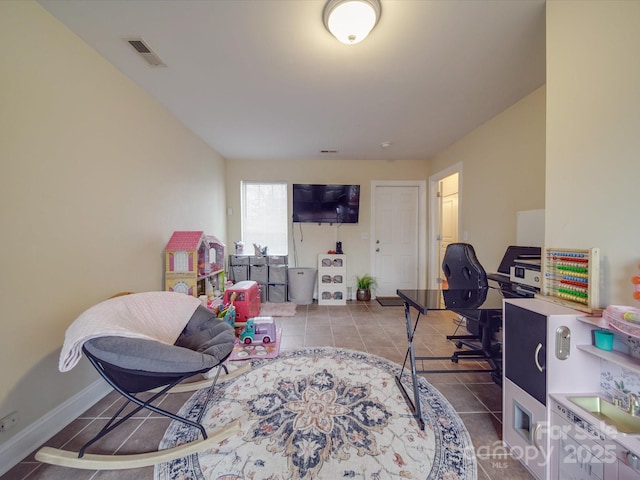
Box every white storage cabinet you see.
[317,254,346,305]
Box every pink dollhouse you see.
[164,231,208,297]
[164,230,226,299]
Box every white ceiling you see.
[39,0,546,162]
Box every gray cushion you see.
[175,306,236,361]
[84,306,235,374]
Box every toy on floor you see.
[208,292,236,327]
[223,281,261,322]
[239,317,276,344]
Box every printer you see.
[487,246,542,297]
[510,258,541,289]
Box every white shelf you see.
[576,344,640,374]
[577,315,608,329]
[197,268,225,281]
[318,254,346,305]
[576,314,640,374]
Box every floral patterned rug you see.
[155,347,476,480]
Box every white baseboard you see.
[0,379,110,477]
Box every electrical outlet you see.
[0,411,18,432]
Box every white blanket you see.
[59,291,201,372]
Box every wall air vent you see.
[320,149,339,154]
[124,37,166,67]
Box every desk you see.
[395,288,504,430]
[487,272,537,298]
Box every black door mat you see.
[376,297,405,307]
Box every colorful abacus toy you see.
[541,247,600,313]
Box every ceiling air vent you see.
[124,37,166,67]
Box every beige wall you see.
[226,159,429,287]
[9,0,637,459]
[0,2,227,444]
[546,1,640,306]
[226,89,547,293]
[429,87,546,271]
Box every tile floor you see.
[2,301,534,480]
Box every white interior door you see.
[429,164,462,288]
[438,174,459,288]
[373,186,419,296]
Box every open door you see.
[429,164,462,288]
[437,174,459,289]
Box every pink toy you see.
[223,280,261,322]
[632,263,640,301]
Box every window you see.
[241,182,288,255]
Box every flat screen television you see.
[292,184,360,224]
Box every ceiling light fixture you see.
[323,0,381,45]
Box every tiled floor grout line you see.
[114,413,151,456]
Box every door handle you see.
[534,343,544,372]
[532,422,544,454]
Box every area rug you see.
[155,347,476,480]
[377,296,406,307]
[260,301,297,317]
[228,328,282,361]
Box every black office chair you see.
[441,243,502,377]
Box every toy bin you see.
[268,284,287,303]
[288,267,317,305]
[230,265,249,282]
[224,280,261,322]
[249,264,268,283]
[268,264,288,283]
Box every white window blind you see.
[241,182,288,255]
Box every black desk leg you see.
[395,301,425,430]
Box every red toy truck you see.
[223,280,261,322]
